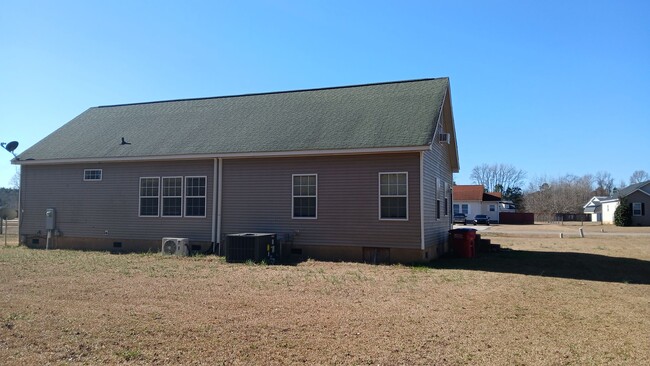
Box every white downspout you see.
[420,151,425,251]
[211,158,218,253]
[216,158,223,255]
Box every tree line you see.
[469,164,649,220]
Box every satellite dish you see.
[4,141,18,153]
[1,141,19,158]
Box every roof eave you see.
[13,145,431,165]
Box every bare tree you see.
[470,163,526,192]
[629,170,649,184]
[524,174,595,221]
[594,171,614,196]
[9,169,20,189]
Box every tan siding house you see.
[14,78,460,262]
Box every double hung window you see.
[379,172,408,220]
[139,176,206,217]
[292,174,317,219]
[185,177,207,217]
[632,202,643,216]
[162,177,183,217]
[139,177,160,217]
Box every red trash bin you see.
[449,228,477,258]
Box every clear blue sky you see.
[1,0,648,189]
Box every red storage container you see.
[449,228,477,258]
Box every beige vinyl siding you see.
[221,153,421,249]
[422,129,454,248]
[20,160,214,242]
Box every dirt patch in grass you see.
[1,230,649,365]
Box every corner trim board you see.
[420,152,425,250]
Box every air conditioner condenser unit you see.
[161,237,189,256]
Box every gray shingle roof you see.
[17,78,452,162]
[614,180,650,198]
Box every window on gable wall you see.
[444,182,449,216]
[436,178,441,219]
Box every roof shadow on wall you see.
[429,250,650,285]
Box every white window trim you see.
[632,202,642,216]
[83,169,103,181]
[433,177,442,221]
[489,204,496,212]
[292,174,318,219]
[139,177,160,217]
[444,182,449,217]
[161,176,183,217]
[378,172,409,221]
[461,203,469,215]
[185,176,208,218]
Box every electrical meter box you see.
[45,208,56,230]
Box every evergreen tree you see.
[614,199,632,226]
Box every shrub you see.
[614,199,632,226]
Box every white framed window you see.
[444,182,449,216]
[435,178,441,220]
[292,174,317,219]
[632,202,643,216]
[453,204,460,214]
[461,204,469,215]
[379,172,408,220]
[185,176,207,217]
[489,204,496,212]
[139,177,160,217]
[84,169,102,181]
[162,177,183,217]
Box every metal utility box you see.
[225,233,276,263]
[45,208,56,230]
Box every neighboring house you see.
[13,78,460,263]
[582,196,609,222]
[452,185,515,223]
[590,181,650,225]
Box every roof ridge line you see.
[95,77,449,109]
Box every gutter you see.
[12,146,430,166]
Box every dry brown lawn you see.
[1,222,649,365]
